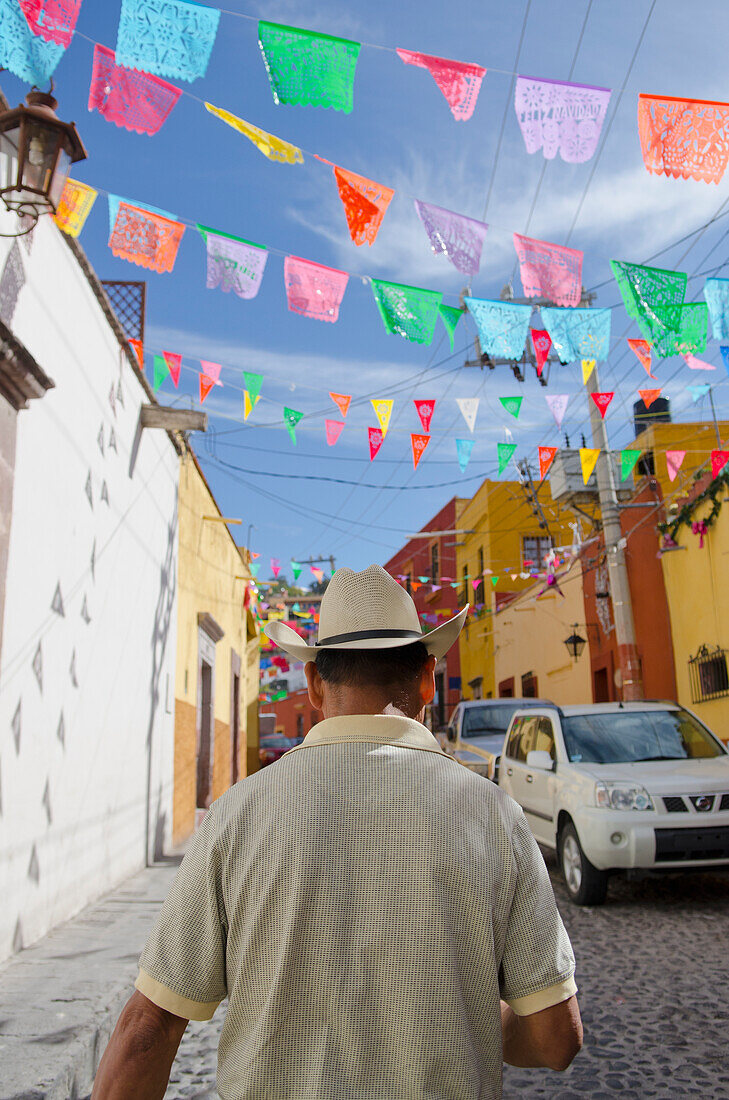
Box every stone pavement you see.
[3,851,728,1098]
[0,857,182,1100]
[163,854,729,1100]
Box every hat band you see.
[316,627,423,647]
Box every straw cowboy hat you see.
[264,564,468,664]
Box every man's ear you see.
[419,654,437,708]
[305,661,324,710]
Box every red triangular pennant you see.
[628,338,654,378]
[411,433,431,469]
[639,388,662,409]
[531,329,551,376]
[414,399,435,433]
[368,426,384,460]
[712,450,729,478]
[333,165,394,247]
[199,373,216,403]
[329,391,352,418]
[128,338,143,368]
[538,446,558,480]
[591,391,614,419]
[162,350,182,387]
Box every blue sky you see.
[4,0,729,580]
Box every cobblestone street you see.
[164,855,729,1099]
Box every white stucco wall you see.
[0,214,179,962]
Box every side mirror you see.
[526,749,554,771]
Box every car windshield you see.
[561,709,726,764]
[462,705,517,738]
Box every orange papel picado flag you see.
[411,433,430,469]
[334,165,394,246]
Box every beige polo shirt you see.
[136,714,577,1099]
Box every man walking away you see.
[93,565,582,1099]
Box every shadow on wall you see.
[144,508,177,867]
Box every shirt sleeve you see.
[499,810,577,1017]
[135,806,227,1021]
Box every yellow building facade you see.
[457,478,575,700]
[493,559,592,704]
[640,420,729,743]
[173,451,260,845]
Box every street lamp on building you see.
[564,624,587,661]
[0,87,87,236]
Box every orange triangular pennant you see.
[538,446,557,480]
[628,338,654,378]
[128,338,143,368]
[411,433,430,470]
[639,388,662,410]
[333,165,394,247]
[199,373,216,403]
[329,391,352,418]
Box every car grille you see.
[661,793,729,813]
[654,826,729,862]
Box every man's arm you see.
[91,990,188,1100]
[501,995,583,1071]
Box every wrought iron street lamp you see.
[564,624,587,661]
[0,87,87,236]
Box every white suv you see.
[498,702,729,905]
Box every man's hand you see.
[91,990,188,1099]
[501,995,583,1071]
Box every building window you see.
[430,541,439,584]
[476,545,485,604]
[405,571,412,594]
[468,676,483,700]
[462,564,469,606]
[522,536,554,570]
[521,671,538,698]
[688,645,729,702]
[297,714,304,737]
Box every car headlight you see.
[595,781,654,811]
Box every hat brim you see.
[264,606,468,665]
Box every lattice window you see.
[688,646,729,703]
[100,280,146,341]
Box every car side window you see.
[505,717,523,760]
[515,716,539,762]
[447,707,460,740]
[534,716,556,760]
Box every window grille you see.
[521,672,538,698]
[100,280,146,341]
[688,645,729,703]
[430,541,439,584]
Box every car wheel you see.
[558,822,608,906]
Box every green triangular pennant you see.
[153,354,169,392]
[621,449,641,482]
[491,576,499,586]
[250,562,260,576]
[291,561,302,580]
[439,304,463,350]
[283,406,304,443]
[371,279,443,344]
[258,22,361,113]
[497,442,517,475]
[499,396,523,419]
[243,371,264,401]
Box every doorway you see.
[593,666,610,703]
[197,660,213,808]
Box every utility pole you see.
[585,367,644,700]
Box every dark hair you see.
[315,641,429,689]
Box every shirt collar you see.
[283,714,454,759]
